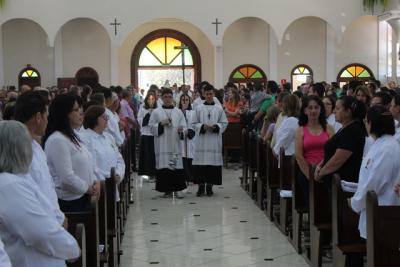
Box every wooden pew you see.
[98,181,109,266]
[248,131,258,199]
[309,166,331,267]
[67,223,86,267]
[291,159,309,254]
[263,141,280,221]
[222,122,242,168]
[240,128,249,191]
[274,147,293,236]
[256,136,267,209]
[65,197,100,267]
[106,168,118,267]
[332,175,366,266]
[367,191,400,267]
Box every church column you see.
[268,26,278,81]
[214,45,223,88]
[326,24,336,83]
[54,31,63,85]
[0,25,4,87]
[110,42,119,86]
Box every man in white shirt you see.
[104,89,124,146]
[14,91,66,226]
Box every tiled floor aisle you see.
[120,168,309,267]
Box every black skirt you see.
[155,168,187,193]
[193,165,222,185]
[138,135,156,176]
[183,157,194,182]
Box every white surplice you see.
[351,135,400,239]
[190,102,228,166]
[0,173,80,267]
[137,107,154,136]
[30,140,65,225]
[181,109,195,159]
[149,106,187,170]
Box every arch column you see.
[54,31,63,85]
[214,45,223,88]
[326,24,336,82]
[268,27,278,81]
[110,41,119,86]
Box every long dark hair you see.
[178,93,192,110]
[298,95,327,130]
[43,93,82,147]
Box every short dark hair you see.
[298,95,327,130]
[83,105,105,130]
[161,88,173,96]
[267,80,278,94]
[338,95,366,122]
[90,93,105,106]
[203,84,215,92]
[14,91,48,123]
[311,82,325,98]
[348,79,363,91]
[367,105,395,137]
[373,91,392,106]
[103,88,112,100]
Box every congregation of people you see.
[1,77,400,266]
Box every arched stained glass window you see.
[229,64,267,86]
[337,64,374,87]
[18,64,41,88]
[131,29,201,91]
[291,64,313,90]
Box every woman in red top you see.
[224,89,242,123]
[295,95,334,204]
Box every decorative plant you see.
[363,0,389,12]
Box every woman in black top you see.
[315,96,367,182]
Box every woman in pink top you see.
[295,95,334,204]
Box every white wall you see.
[2,19,54,87]
[335,16,378,80]
[57,18,111,85]
[222,17,269,83]
[277,17,327,83]
[118,20,214,87]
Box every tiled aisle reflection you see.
[120,168,309,267]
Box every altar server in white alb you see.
[0,121,80,267]
[81,105,125,199]
[191,84,228,197]
[350,105,400,239]
[149,88,187,198]
[14,91,65,225]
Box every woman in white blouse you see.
[350,105,400,239]
[81,105,125,187]
[323,95,342,133]
[44,94,100,212]
[273,94,300,156]
[0,120,80,267]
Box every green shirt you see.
[260,94,276,113]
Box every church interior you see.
[1,0,400,267]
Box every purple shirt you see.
[120,99,136,129]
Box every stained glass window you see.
[337,64,374,87]
[229,64,267,85]
[291,65,313,91]
[21,69,39,78]
[138,37,194,67]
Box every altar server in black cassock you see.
[191,85,228,196]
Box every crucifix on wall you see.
[110,18,121,36]
[212,18,222,35]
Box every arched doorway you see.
[291,64,313,90]
[337,63,374,87]
[229,64,267,87]
[131,29,201,91]
[75,67,99,88]
[19,64,41,89]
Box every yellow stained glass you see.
[247,67,257,78]
[299,66,305,73]
[355,66,364,77]
[166,37,182,64]
[146,38,166,64]
[347,66,356,77]
[27,70,33,77]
